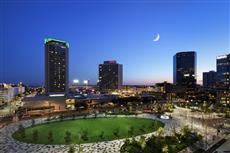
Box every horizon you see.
[1,0,229,85]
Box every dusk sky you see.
[0,0,229,85]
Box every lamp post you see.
[73,79,79,86]
[83,80,89,89]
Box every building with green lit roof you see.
[44,38,69,95]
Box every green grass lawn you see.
[13,117,164,144]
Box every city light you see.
[73,79,79,84]
[1,1,229,153]
[83,80,89,85]
[49,94,65,97]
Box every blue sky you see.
[0,0,229,85]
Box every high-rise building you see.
[45,38,69,95]
[173,51,197,89]
[216,53,230,90]
[203,71,217,88]
[98,60,123,91]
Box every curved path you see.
[0,114,171,153]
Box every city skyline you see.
[0,0,229,85]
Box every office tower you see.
[203,71,217,88]
[173,51,197,89]
[216,53,230,90]
[45,38,69,95]
[98,60,123,91]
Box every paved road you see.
[204,138,226,153]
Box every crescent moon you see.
[153,33,160,42]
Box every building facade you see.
[155,81,173,93]
[98,60,123,91]
[173,51,197,90]
[203,71,217,88]
[0,83,25,106]
[216,54,230,90]
[45,38,69,95]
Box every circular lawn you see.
[13,117,164,144]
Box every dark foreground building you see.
[173,51,197,90]
[45,38,69,95]
[217,53,230,90]
[98,60,123,91]
[203,71,217,88]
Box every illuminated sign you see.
[44,38,69,48]
[217,55,227,59]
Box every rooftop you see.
[44,38,69,48]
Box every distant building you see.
[0,83,25,106]
[155,81,173,93]
[173,51,197,90]
[203,71,217,88]
[98,60,123,91]
[216,53,230,90]
[44,38,69,95]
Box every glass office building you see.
[217,54,230,90]
[203,71,217,88]
[173,51,197,89]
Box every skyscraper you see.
[173,51,196,89]
[45,38,69,95]
[216,53,230,90]
[203,71,217,88]
[98,60,123,91]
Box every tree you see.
[113,128,120,137]
[162,144,169,153]
[72,114,76,120]
[138,136,146,149]
[157,127,164,137]
[120,138,142,153]
[172,127,181,143]
[208,104,214,113]
[128,105,133,113]
[64,131,72,144]
[180,125,190,137]
[60,114,64,121]
[31,119,35,126]
[128,126,134,136]
[19,124,26,138]
[99,131,104,140]
[68,144,75,153]
[202,101,208,113]
[32,130,38,142]
[48,130,53,143]
[141,125,146,132]
[151,121,156,130]
[81,130,88,141]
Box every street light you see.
[73,79,79,85]
[83,80,89,85]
